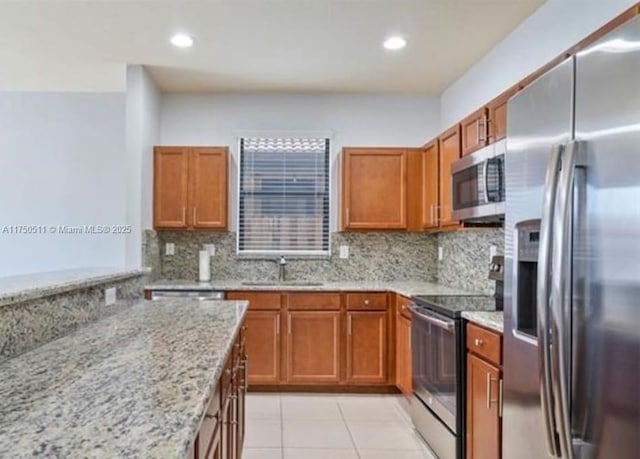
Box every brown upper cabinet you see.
[461,107,488,156]
[154,146,228,230]
[487,87,518,143]
[341,148,407,230]
[438,126,462,228]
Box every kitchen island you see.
[0,298,248,458]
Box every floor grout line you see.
[336,396,361,459]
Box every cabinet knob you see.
[364,300,370,305]
[475,338,484,346]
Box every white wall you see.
[441,0,638,127]
[125,65,160,267]
[159,93,440,231]
[0,92,127,277]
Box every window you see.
[238,137,330,255]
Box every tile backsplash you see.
[154,231,438,282]
[437,228,504,295]
[145,228,505,293]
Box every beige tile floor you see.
[243,393,436,459]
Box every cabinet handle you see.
[288,314,291,334]
[348,315,352,335]
[276,317,280,335]
[486,117,493,140]
[498,378,504,418]
[193,207,197,224]
[182,207,186,224]
[435,205,440,224]
[430,204,435,225]
[346,207,350,225]
[408,330,411,351]
[487,373,500,409]
[475,338,484,346]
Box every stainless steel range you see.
[409,257,503,459]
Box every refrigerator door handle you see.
[537,143,563,458]
[552,140,587,459]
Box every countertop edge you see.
[462,311,504,333]
[0,268,149,307]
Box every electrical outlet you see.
[339,245,349,259]
[438,246,444,261]
[204,244,216,256]
[105,287,116,305]
[165,242,175,256]
[489,244,498,262]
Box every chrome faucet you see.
[277,256,286,283]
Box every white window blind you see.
[238,137,330,255]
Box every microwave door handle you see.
[537,143,563,458]
[552,140,586,459]
[483,158,491,203]
[409,305,455,332]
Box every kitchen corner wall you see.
[437,228,504,295]
[151,231,438,283]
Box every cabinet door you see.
[190,147,228,229]
[342,148,407,230]
[396,314,412,397]
[286,311,341,383]
[154,147,189,228]
[487,87,517,143]
[421,141,439,229]
[346,311,387,384]
[461,108,488,156]
[245,311,281,384]
[438,127,461,228]
[466,354,501,459]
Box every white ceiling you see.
[0,0,544,93]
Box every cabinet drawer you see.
[225,291,281,310]
[287,292,341,310]
[396,295,413,320]
[467,323,502,366]
[346,292,388,310]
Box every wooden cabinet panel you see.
[487,87,517,143]
[395,313,412,397]
[467,323,502,367]
[153,147,189,228]
[190,147,228,229]
[345,292,387,311]
[287,292,341,311]
[421,141,439,229]
[342,148,407,230]
[346,311,387,384]
[461,108,488,156]
[225,291,281,310]
[286,311,341,383]
[154,146,228,230]
[466,354,501,459]
[245,311,281,384]
[438,127,462,228]
[396,294,412,320]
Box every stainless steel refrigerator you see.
[503,15,640,459]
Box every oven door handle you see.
[483,158,491,204]
[409,305,455,332]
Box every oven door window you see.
[412,310,458,433]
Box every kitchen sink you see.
[240,281,324,287]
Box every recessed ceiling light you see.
[170,33,194,48]
[383,36,407,51]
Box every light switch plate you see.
[204,244,216,256]
[105,287,116,306]
[339,245,349,259]
[438,246,444,261]
[165,243,175,256]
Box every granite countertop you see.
[0,298,248,458]
[146,279,482,297]
[0,267,148,307]
[462,311,504,333]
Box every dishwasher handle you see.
[150,290,224,301]
[409,304,455,332]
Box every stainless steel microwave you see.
[451,140,505,222]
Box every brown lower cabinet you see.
[190,325,246,459]
[395,295,413,397]
[226,291,392,387]
[466,323,503,459]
